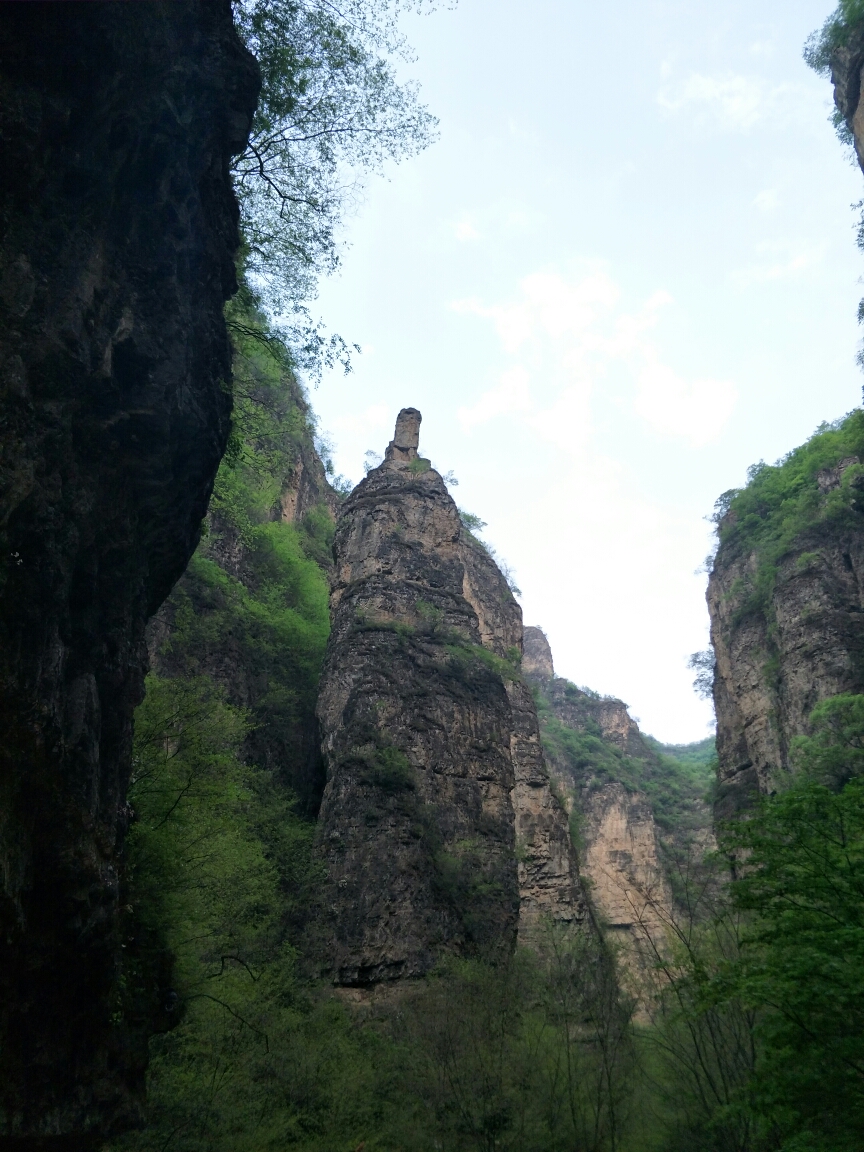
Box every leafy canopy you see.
[804,1,864,76]
[231,0,439,373]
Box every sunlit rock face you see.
[523,645,676,999]
[0,3,258,1140]
[708,495,864,819]
[314,411,583,985]
[522,625,554,681]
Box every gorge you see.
[1,2,864,1150]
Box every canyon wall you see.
[523,628,694,988]
[708,458,864,818]
[314,412,583,986]
[0,5,258,1140]
[703,28,864,821]
[830,20,864,173]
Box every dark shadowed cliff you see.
[0,3,258,1140]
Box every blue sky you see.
[308,0,864,741]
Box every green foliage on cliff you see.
[629,694,864,1152]
[647,735,716,771]
[155,288,334,810]
[118,701,643,1152]
[535,685,714,850]
[713,408,864,621]
[805,1,864,76]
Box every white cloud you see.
[731,241,825,287]
[447,201,543,247]
[657,72,809,132]
[454,217,480,242]
[458,365,532,432]
[748,40,776,58]
[753,188,780,212]
[329,402,390,441]
[451,268,736,447]
[634,354,738,447]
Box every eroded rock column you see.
[315,410,582,984]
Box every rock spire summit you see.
[384,406,422,467]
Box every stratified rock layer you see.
[315,413,581,984]
[0,4,258,1139]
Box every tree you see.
[231,0,439,373]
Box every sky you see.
[307,0,864,743]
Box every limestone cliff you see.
[314,412,582,985]
[829,20,864,173]
[708,445,864,818]
[0,5,258,1140]
[523,628,710,986]
[702,26,864,820]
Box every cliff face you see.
[315,412,582,985]
[708,454,864,818]
[702,22,864,820]
[830,22,864,172]
[523,628,678,984]
[0,5,258,1140]
[698,27,864,819]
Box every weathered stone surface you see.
[523,644,675,993]
[708,517,864,817]
[506,678,584,940]
[830,23,864,173]
[522,625,554,681]
[704,35,864,820]
[314,412,582,983]
[579,784,672,1000]
[0,4,258,1139]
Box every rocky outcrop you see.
[708,493,864,818]
[0,5,258,1140]
[523,629,675,988]
[830,21,864,173]
[314,412,582,985]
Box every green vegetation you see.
[713,409,864,622]
[667,694,864,1152]
[116,697,644,1152]
[805,2,864,78]
[231,0,437,373]
[535,685,715,848]
[156,288,334,811]
[647,735,716,771]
